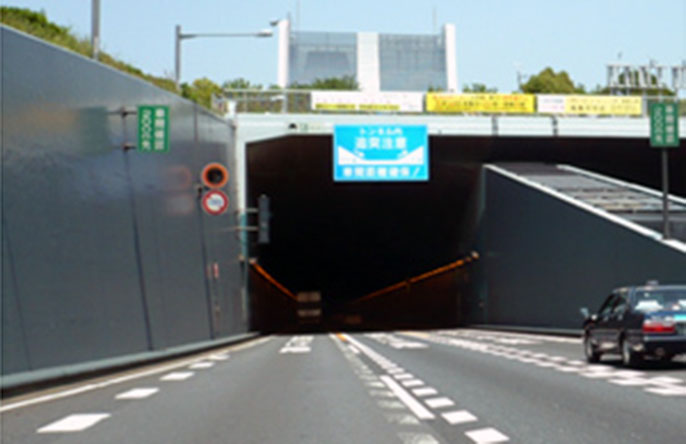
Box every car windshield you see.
[632,289,686,312]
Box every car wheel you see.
[584,335,601,363]
[621,338,643,368]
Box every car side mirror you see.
[580,307,590,319]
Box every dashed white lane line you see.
[1,337,270,413]
[401,379,424,388]
[442,410,478,425]
[114,388,159,400]
[425,397,455,409]
[209,353,229,361]
[394,373,414,380]
[348,345,360,354]
[412,387,438,397]
[37,414,111,433]
[465,427,510,443]
[380,376,435,420]
[645,386,686,396]
[387,368,405,374]
[188,361,215,369]
[160,371,194,381]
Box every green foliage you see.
[222,78,263,90]
[462,83,498,93]
[521,67,585,94]
[180,78,223,109]
[290,75,358,90]
[1,7,177,95]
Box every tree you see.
[462,83,498,93]
[520,67,585,94]
[222,78,262,90]
[290,75,358,90]
[181,77,223,109]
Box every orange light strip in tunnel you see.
[250,260,297,301]
[351,252,479,304]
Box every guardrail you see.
[213,89,686,117]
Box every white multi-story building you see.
[275,20,457,92]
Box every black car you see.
[581,284,686,367]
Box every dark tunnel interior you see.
[247,135,685,331]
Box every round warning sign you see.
[202,190,229,215]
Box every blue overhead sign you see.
[333,125,429,182]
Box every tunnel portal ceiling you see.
[247,135,685,304]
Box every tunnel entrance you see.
[247,135,686,332]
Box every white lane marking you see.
[425,397,455,409]
[465,427,510,443]
[644,386,686,396]
[442,410,478,425]
[387,368,405,374]
[402,379,424,388]
[37,414,110,433]
[378,400,406,409]
[115,388,159,400]
[369,389,396,398]
[380,375,435,420]
[412,387,438,397]
[394,373,414,380]
[1,337,270,413]
[649,376,684,384]
[398,432,440,444]
[608,378,651,386]
[384,413,421,425]
[160,371,194,381]
[279,335,313,354]
[189,362,215,369]
[366,381,385,388]
[209,354,229,361]
[348,345,360,355]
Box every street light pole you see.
[174,25,273,90]
[91,0,100,60]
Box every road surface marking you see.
[37,414,110,433]
[366,381,385,388]
[412,387,438,397]
[608,378,651,386]
[384,412,421,425]
[649,376,683,384]
[380,376,435,420]
[0,337,270,413]
[115,388,159,399]
[465,427,510,443]
[160,371,194,381]
[348,345,360,354]
[425,397,455,409]
[209,353,230,361]
[442,410,478,425]
[189,362,215,369]
[402,379,424,388]
[377,400,405,409]
[387,368,404,374]
[280,335,313,354]
[394,373,414,380]
[645,386,686,396]
[369,389,395,398]
[398,432,440,444]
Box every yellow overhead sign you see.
[563,95,642,116]
[426,93,536,114]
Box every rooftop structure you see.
[275,19,457,92]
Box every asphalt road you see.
[2,329,685,443]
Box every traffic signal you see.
[258,194,270,244]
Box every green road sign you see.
[650,102,679,148]
[138,105,170,153]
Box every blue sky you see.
[4,0,686,93]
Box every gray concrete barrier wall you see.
[478,167,686,329]
[1,26,245,381]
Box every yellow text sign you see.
[427,93,536,114]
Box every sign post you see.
[649,102,680,239]
[137,105,170,153]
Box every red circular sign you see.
[202,190,229,215]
